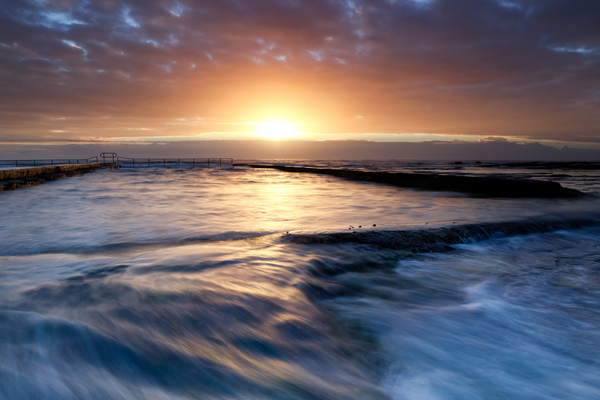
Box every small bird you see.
[358,225,362,228]
[373,224,376,227]
[425,222,429,225]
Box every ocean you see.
[0,160,599,399]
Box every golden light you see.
[255,122,301,140]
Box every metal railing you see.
[0,156,99,168]
[0,155,233,168]
[100,153,117,163]
[116,157,234,167]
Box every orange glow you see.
[255,122,301,140]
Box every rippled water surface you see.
[1,161,599,399]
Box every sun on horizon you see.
[255,122,301,140]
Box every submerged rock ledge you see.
[245,165,586,198]
[282,218,599,252]
[0,163,116,191]
[479,161,600,170]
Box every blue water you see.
[0,161,599,399]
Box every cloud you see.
[0,0,599,147]
[479,137,509,143]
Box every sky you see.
[1,0,599,159]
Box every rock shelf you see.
[244,165,586,198]
[282,217,599,254]
[0,163,116,191]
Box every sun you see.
[255,122,300,140]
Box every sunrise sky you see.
[1,0,599,158]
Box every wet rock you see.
[247,165,586,198]
[282,217,599,251]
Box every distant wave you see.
[2,231,274,257]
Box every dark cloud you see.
[0,0,599,146]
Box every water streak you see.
[1,161,599,399]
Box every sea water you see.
[0,161,599,399]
